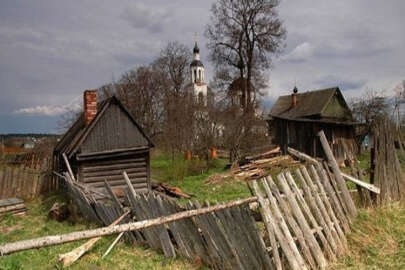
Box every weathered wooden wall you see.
[272,119,357,163]
[76,151,150,194]
[80,102,149,154]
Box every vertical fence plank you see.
[251,180,282,270]
[300,167,343,254]
[281,172,327,269]
[263,176,308,270]
[291,169,336,261]
[317,164,351,232]
[309,166,348,249]
[272,175,316,269]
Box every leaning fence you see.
[30,160,359,270]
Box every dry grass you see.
[331,201,405,269]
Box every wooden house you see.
[268,87,359,163]
[54,90,154,194]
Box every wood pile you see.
[0,198,26,216]
[235,147,297,180]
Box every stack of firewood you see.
[234,147,297,180]
[0,198,26,217]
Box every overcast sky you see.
[1,0,404,133]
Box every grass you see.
[0,153,245,270]
[2,151,405,269]
[150,152,251,203]
[0,195,195,270]
[332,201,405,269]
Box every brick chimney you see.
[83,90,97,126]
[291,86,298,108]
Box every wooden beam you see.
[317,130,357,218]
[77,146,149,158]
[62,153,76,181]
[287,147,319,165]
[341,173,380,194]
[0,197,257,255]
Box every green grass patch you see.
[151,153,251,203]
[0,196,194,270]
[332,202,405,269]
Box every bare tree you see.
[115,66,165,138]
[205,0,286,112]
[350,88,389,127]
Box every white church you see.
[188,41,212,105]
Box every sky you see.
[0,0,404,133]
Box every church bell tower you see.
[190,41,208,101]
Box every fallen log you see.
[0,197,257,256]
[58,211,130,267]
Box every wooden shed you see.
[54,90,154,194]
[268,87,359,163]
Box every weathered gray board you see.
[251,164,356,270]
[125,190,272,270]
[61,163,356,270]
[0,198,26,216]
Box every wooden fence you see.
[60,160,356,270]
[0,157,56,200]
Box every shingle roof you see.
[54,96,154,158]
[270,87,337,118]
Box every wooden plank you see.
[123,171,139,200]
[263,176,308,270]
[341,172,380,194]
[82,158,145,169]
[289,169,336,261]
[216,206,259,269]
[83,173,147,183]
[281,172,327,269]
[251,180,282,270]
[147,194,176,257]
[83,167,146,178]
[77,146,149,158]
[318,130,357,218]
[322,163,350,219]
[237,204,274,269]
[317,164,351,231]
[310,166,348,248]
[191,200,241,269]
[273,174,317,269]
[0,169,5,199]
[301,167,345,253]
[88,180,147,189]
[287,147,319,164]
[62,153,76,181]
[299,167,341,254]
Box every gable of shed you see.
[321,90,353,121]
[80,101,149,154]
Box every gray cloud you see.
[122,3,173,34]
[0,0,404,133]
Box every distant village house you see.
[268,87,359,163]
